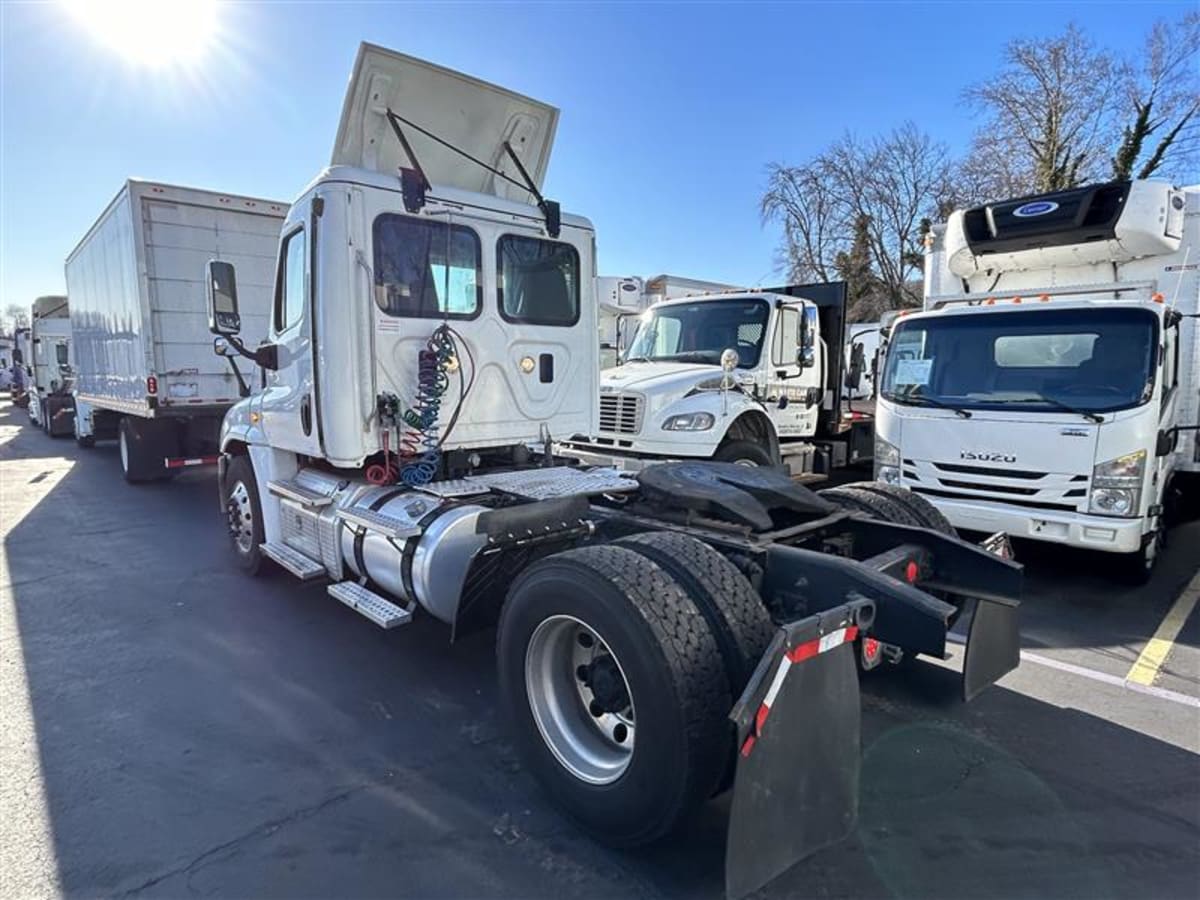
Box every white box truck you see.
[65,180,287,481]
[200,45,1021,896]
[874,179,1198,581]
[26,295,75,436]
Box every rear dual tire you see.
[822,481,957,536]
[118,417,177,483]
[498,538,770,847]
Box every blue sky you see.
[0,0,1191,312]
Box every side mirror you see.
[206,260,241,336]
[845,343,865,390]
[797,306,818,370]
[1156,429,1178,457]
[213,336,234,357]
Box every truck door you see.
[258,217,322,455]
[765,303,821,439]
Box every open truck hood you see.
[332,43,559,205]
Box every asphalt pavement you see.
[2,400,1197,899]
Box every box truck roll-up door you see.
[142,198,279,405]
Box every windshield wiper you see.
[622,355,650,364]
[976,394,1104,424]
[891,389,973,418]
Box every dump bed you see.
[65,180,287,417]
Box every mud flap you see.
[961,595,1020,701]
[725,600,873,900]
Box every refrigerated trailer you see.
[65,180,287,481]
[205,44,1021,898]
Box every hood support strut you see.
[384,108,560,237]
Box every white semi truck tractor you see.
[207,44,1022,897]
[876,179,1198,582]
[26,295,76,437]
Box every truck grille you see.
[598,393,644,435]
[903,459,1088,513]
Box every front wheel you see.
[223,455,266,575]
[714,438,774,467]
[498,545,731,847]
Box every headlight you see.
[662,412,715,431]
[1088,450,1145,517]
[874,435,900,483]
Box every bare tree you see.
[762,124,951,319]
[4,303,30,333]
[1111,13,1200,181]
[962,25,1120,194]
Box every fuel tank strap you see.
[353,488,407,583]
[400,502,463,600]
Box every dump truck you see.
[207,44,1021,897]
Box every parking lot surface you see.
[2,400,1197,899]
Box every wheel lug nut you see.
[589,700,604,718]
[577,632,594,649]
[576,665,589,682]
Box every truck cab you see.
[27,295,75,436]
[875,179,1198,580]
[565,282,873,477]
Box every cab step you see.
[268,478,333,507]
[327,581,412,628]
[261,541,325,580]
[338,507,421,539]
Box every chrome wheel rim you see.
[525,615,635,785]
[733,458,759,467]
[226,480,255,554]
[119,430,130,473]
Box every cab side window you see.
[274,228,306,334]
[497,235,580,326]
[772,308,799,366]
[1161,327,1179,416]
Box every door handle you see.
[300,393,312,435]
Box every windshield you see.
[624,299,769,367]
[881,307,1158,414]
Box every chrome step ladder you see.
[268,478,333,508]
[327,581,413,628]
[261,541,325,580]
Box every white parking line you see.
[1019,649,1200,710]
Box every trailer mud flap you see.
[725,601,873,900]
[961,595,1020,701]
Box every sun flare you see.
[62,0,220,69]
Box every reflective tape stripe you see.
[164,455,219,469]
[740,625,859,758]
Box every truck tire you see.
[822,485,922,526]
[222,455,266,575]
[614,531,774,696]
[714,439,773,467]
[844,482,956,536]
[119,417,170,483]
[498,544,730,847]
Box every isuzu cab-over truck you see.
[876,179,1198,581]
[206,44,1021,898]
